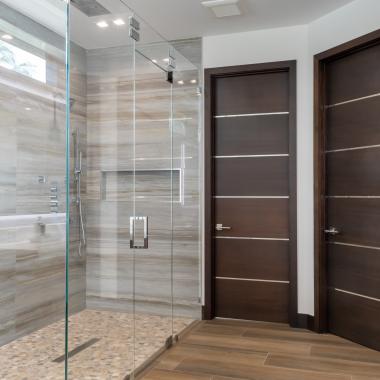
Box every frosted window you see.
[0,40,46,83]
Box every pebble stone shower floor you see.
[0,310,193,380]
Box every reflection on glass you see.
[0,0,202,378]
[0,39,47,82]
[0,0,67,378]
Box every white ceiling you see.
[122,0,356,40]
[1,0,355,49]
[70,0,356,49]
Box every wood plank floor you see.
[139,319,380,380]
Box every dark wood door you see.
[324,41,380,350]
[207,62,297,324]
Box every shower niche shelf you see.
[101,169,182,203]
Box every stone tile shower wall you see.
[0,3,87,346]
[68,44,88,316]
[0,17,201,350]
[85,42,202,318]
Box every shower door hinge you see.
[167,50,176,71]
[129,16,140,42]
[129,29,140,42]
[166,51,176,83]
[167,71,173,84]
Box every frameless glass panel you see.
[67,1,202,378]
[68,1,135,378]
[171,42,203,336]
[0,0,68,378]
[123,5,202,371]
[133,49,174,370]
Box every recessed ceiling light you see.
[152,59,158,64]
[190,79,197,84]
[163,58,170,63]
[2,34,13,40]
[202,0,241,18]
[96,21,109,28]
[113,19,125,26]
[25,107,32,111]
[177,80,184,85]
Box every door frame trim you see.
[204,61,298,326]
[313,29,380,333]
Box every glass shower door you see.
[66,2,201,377]
[129,13,202,371]
[132,44,175,370]
[67,1,136,379]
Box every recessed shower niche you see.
[101,169,181,202]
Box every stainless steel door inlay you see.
[214,236,289,241]
[333,288,380,303]
[214,196,289,199]
[329,241,380,251]
[326,143,380,154]
[325,92,380,109]
[213,154,289,158]
[214,111,289,118]
[215,277,290,284]
[326,195,380,198]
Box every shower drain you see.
[52,338,100,363]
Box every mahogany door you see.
[206,62,297,324]
[323,39,380,350]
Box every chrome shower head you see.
[71,0,110,17]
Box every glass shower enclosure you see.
[0,0,201,378]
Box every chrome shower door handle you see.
[142,216,148,248]
[130,216,149,249]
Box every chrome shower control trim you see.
[50,182,59,213]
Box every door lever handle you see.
[216,224,231,231]
[324,227,340,236]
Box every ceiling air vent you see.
[201,0,241,18]
[71,0,111,17]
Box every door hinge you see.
[129,16,140,42]
[167,71,173,84]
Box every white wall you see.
[202,0,380,315]
[309,0,380,54]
